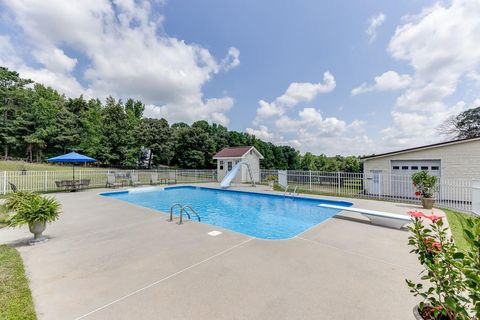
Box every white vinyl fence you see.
[0,169,216,195]
[260,170,475,214]
[1,168,476,214]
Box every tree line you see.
[0,66,363,171]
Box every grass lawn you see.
[444,209,475,252]
[0,160,105,172]
[0,245,37,320]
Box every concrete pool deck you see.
[0,184,444,319]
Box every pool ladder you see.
[169,204,201,225]
[283,186,298,197]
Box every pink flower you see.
[408,210,424,218]
[434,306,444,310]
[424,214,442,222]
[431,242,442,250]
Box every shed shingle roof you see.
[213,146,253,158]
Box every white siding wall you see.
[364,139,480,179]
[363,139,480,199]
[215,150,261,183]
[242,151,261,182]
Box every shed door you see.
[391,160,441,198]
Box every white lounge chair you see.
[165,171,177,184]
[130,173,142,187]
[106,173,122,188]
[318,204,411,229]
[150,173,160,185]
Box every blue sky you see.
[1,0,479,155]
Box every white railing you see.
[0,169,217,195]
[260,170,474,214]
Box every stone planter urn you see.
[28,221,48,244]
[268,181,274,190]
[421,198,435,209]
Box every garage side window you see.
[219,160,224,170]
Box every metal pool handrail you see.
[179,205,201,225]
[169,203,184,222]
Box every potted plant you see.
[265,175,277,190]
[412,170,438,209]
[406,210,479,319]
[3,191,61,245]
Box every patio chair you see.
[130,173,141,187]
[166,171,177,184]
[106,174,122,188]
[150,172,160,185]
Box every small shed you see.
[213,146,264,183]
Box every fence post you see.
[44,171,48,191]
[2,171,6,195]
[337,172,341,194]
[309,170,312,191]
[472,179,480,216]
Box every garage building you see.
[362,137,480,198]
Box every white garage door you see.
[391,160,441,198]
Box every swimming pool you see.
[101,186,353,240]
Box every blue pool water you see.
[101,186,353,240]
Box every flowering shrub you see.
[412,170,438,198]
[406,210,479,319]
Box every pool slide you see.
[220,161,249,188]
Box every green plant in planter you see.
[412,171,439,209]
[412,170,438,198]
[406,210,479,319]
[3,192,61,244]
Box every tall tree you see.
[137,118,173,167]
[440,107,480,139]
[0,67,33,160]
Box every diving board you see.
[319,204,411,229]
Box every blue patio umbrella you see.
[47,152,97,181]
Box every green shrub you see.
[3,192,61,227]
[406,210,479,319]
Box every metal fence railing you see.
[0,169,217,195]
[260,170,474,214]
[0,168,475,214]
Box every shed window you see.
[219,160,224,170]
[411,166,419,170]
[421,166,428,170]
[401,166,409,170]
[392,166,400,170]
[431,166,439,170]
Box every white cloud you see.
[247,71,370,155]
[1,0,239,124]
[351,71,412,95]
[275,108,347,135]
[221,47,240,71]
[366,13,386,42]
[388,0,480,111]
[376,0,480,150]
[245,125,274,141]
[254,71,335,122]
